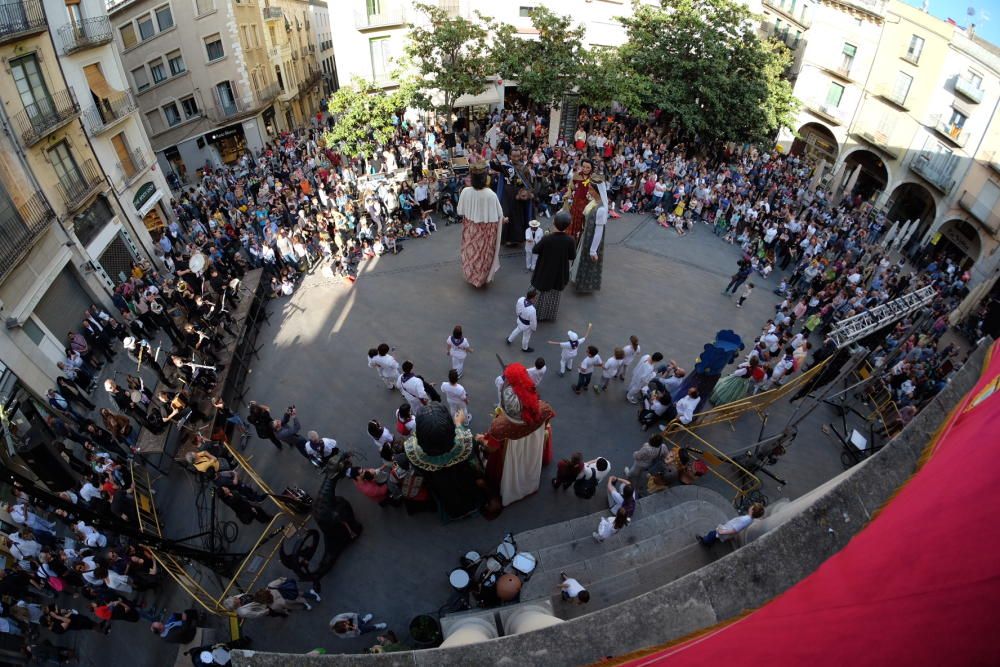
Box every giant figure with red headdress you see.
[477,363,556,507]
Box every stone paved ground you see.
[84,212,850,665]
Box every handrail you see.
[665,424,762,507]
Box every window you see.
[905,35,924,63]
[825,82,844,107]
[10,54,51,113]
[154,4,173,30]
[48,141,80,187]
[111,132,136,178]
[366,0,380,15]
[240,25,250,49]
[137,13,154,40]
[162,102,181,126]
[167,50,185,76]
[519,6,534,17]
[180,96,199,118]
[370,36,390,83]
[149,59,166,84]
[841,43,856,73]
[215,81,237,114]
[791,30,802,49]
[195,0,214,14]
[948,109,967,130]
[891,71,912,105]
[968,70,983,88]
[205,34,224,61]
[132,66,150,91]
[144,109,164,134]
[252,25,259,47]
[275,65,284,91]
[119,23,137,49]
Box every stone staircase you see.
[516,486,737,618]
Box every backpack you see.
[274,578,300,600]
[574,468,598,499]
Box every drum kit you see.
[446,533,537,609]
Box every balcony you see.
[959,191,998,232]
[355,6,406,30]
[56,159,106,212]
[762,0,812,27]
[268,43,291,61]
[10,88,80,148]
[854,128,898,159]
[953,76,984,104]
[262,6,283,20]
[255,82,281,106]
[117,147,149,190]
[929,114,969,148]
[301,70,321,90]
[81,91,137,136]
[0,0,47,46]
[986,151,1000,175]
[821,64,854,82]
[58,16,112,55]
[909,152,956,195]
[0,192,56,282]
[805,99,846,125]
[206,91,255,123]
[876,85,909,110]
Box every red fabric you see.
[503,363,541,425]
[620,340,1000,667]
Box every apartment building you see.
[44,0,171,264]
[773,0,1000,289]
[0,0,159,401]
[307,0,337,96]
[109,0,320,185]
[260,0,323,132]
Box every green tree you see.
[489,6,585,109]
[324,77,418,158]
[405,3,493,119]
[575,47,651,113]
[619,0,797,144]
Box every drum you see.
[483,556,503,576]
[496,541,516,562]
[448,568,470,592]
[189,252,207,275]
[461,551,481,569]
[511,552,537,577]
[496,574,522,601]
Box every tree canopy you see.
[405,3,493,115]
[619,0,797,144]
[324,77,418,158]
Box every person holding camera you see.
[247,402,283,451]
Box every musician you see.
[156,388,206,425]
[496,148,537,247]
[181,322,223,362]
[169,353,221,391]
[147,295,184,347]
[122,336,174,386]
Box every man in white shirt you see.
[397,361,429,413]
[304,431,339,467]
[675,388,701,425]
[506,289,538,353]
[528,358,547,387]
[557,573,590,604]
[698,503,765,546]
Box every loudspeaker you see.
[16,424,77,492]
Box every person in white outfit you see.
[397,361,428,413]
[592,509,629,542]
[548,323,592,377]
[440,370,471,424]
[528,357,547,387]
[506,289,538,353]
[626,352,663,404]
[619,335,640,380]
[367,343,400,389]
[524,219,543,270]
[445,326,473,377]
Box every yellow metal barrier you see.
[663,424,762,509]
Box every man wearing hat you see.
[525,219,543,271]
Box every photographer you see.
[247,402,283,451]
[274,406,307,456]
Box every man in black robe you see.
[530,211,577,321]
[497,148,536,247]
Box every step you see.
[516,484,732,554]
[521,501,728,600]
[554,540,734,619]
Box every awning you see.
[454,82,502,108]
[83,64,120,100]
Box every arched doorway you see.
[837,149,889,203]
[886,181,936,239]
[791,122,838,164]
[933,219,981,271]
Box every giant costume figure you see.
[480,363,555,507]
[570,176,607,293]
[404,403,486,520]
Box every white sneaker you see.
[308,589,321,602]
[592,531,602,542]
[374,622,387,630]
[623,466,630,477]
[361,613,374,623]
[304,601,312,611]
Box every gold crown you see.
[469,162,488,174]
